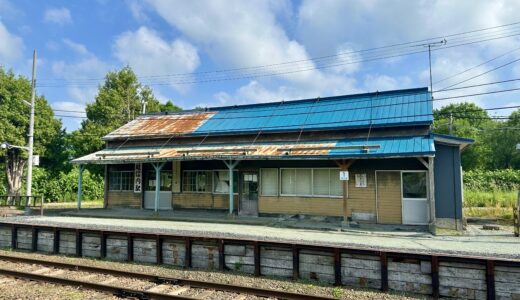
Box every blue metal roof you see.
[74,134,435,164]
[193,87,432,135]
[329,135,435,158]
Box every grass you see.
[464,190,517,208]
[464,190,517,220]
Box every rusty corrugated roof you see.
[103,112,216,140]
[71,135,435,164]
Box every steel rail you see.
[0,254,334,300]
[0,267,192,300]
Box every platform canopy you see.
[71,135,435,165]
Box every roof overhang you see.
[433,133,474,151]
[71,135,435,165]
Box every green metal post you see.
[77,165,84,210]
[152,162,166,212]
[224,160,239,215]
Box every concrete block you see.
[162,240,185,267]
[36,230,54,253]
[59,232,76,255]
[82,234,100,258]
[106,235,127,261]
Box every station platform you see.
[3,213,519,260]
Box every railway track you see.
[0,254,333,300]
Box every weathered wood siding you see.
[173,193,238,209]
[377,171,402,224]
[259,196,342,216]
[107,191,141,208]
[347,170,376,218]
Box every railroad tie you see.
[146,284,171,293]
[169,285,190,295]
[46,270,65,277]
[100,277,118,285]
[31,267,51,275]
[196,290,213,299]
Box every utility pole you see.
[25,49,36,214]
[422,39,447,93]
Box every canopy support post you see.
[77,165,85,211]
[152,162,166,213]
[335,159,356,223]
[223,160,240,216]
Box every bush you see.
[33,167,104,202]
[464,190,517,208]
[463,169,520,191]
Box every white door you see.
[144,170,172,210]
[401,171,429,225]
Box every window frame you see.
[213,169,239,195]
[182,170,213,193]
[260,168,279,196]
[279,168,342,198]
[108,170,134,192]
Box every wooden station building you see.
[72,87,473,230]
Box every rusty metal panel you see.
[104,112,216,140]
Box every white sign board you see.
[134,163,142,193]
[355,173,367,188]
[339,171,349,181]
[32,155,39,166]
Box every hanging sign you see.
[134,163,142,193]
[339,171,349,181]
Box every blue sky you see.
[1,0,520,131]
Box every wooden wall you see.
[376,171,402,224]
[347,169,376,219]
[106,191,141,208]
[173,193,238,209]
[259,196,343,216]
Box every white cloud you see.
[364,74,412,92]
[127,0,149,22]
[44,7,72,25]
[0,21,24,65]
[113,26,200,93]
[62,39,88,56]
[147,0,360,105]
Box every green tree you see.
[433,102,493,170]
[482,109,520,169]
[68,66,163,159]
[0,68,62,196]
[159,100,182,112]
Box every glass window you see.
[330,169,342,196]
[281,169,296,195]
[146,171,172,191]
[402,172,427,199]
[183,171,212,192]
[214,170,238,193]
[281,168,342,197]
[313,169,330,196]
[108,171,134,191]
[260,168,278,196]
[296,169,312,195]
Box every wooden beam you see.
[335,159,356,222]
[417,157,429,169]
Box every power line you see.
[49,87,520,122]
[49,78,520,119]
[36,26,520,87]
[38,21,520,84]
[438,57,520,91]
[433,45,520,85]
